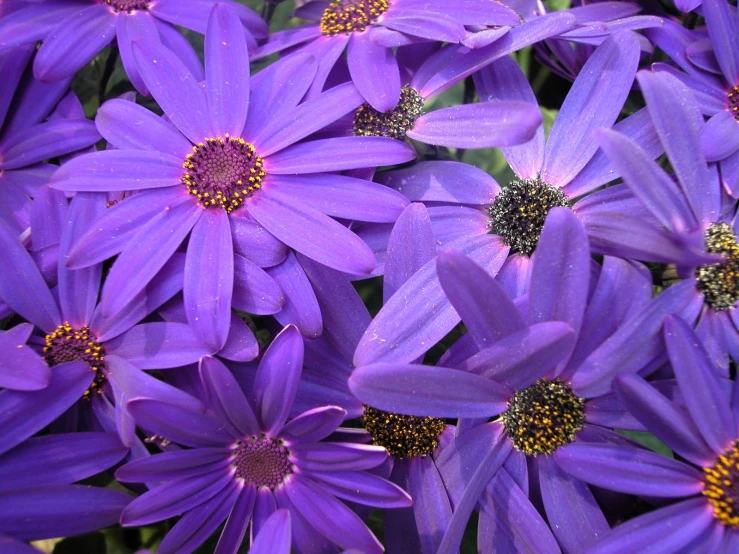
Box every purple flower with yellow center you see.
[51,3,414,352]
[0,46,100,233]
[646,0,739,192]
[555,315,739,553]
[116,326,411,554]
[0,0,266,94]
[350,207,702,553]
[256,0,522,112]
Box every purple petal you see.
[267,251,321,338]
[205,3,249,138]
[105,322,213,370]
[232,253,285,315]
[115,448,231,483]
[253,25,322,58]
[248,192,376,275]
[132,38,212,144]
[703,0,739,84]
[126,398,233,448]
[199,356,259,437]
[406,456,453,554]
[230,213,288,268]
[218,314,260,362]
[115,10,156,95]
[250,509,291,554]
[347,34,400,112]
[292,442,388,471]
[214,484,256,554]
[400,0,520,25]
[266,136,416,174]
[310,470,412,508]
[702,111,739,162]
[280,406,346,444]
[665,315,736,452]
[254,325,304,435]
[184,209,233,351]
[408,101,542,149]
[33,5,115,82]
[349,363,511,418]
[96,98,191,158]
[29,185,67,252]
[285,475,383,554]
[541,32,640,186]
[0,324,49,391]
[155,18,204,81]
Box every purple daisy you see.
[556,315,739,552]
[0,0,266,94]
[256,0,521,111]
[51,3,414,351]
[116,326,411,554]
[647,0,739,192]
[595,68,739,376]
[350,208,702,553]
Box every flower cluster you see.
[0,0,738,553]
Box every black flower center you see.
[44,322,106,398]
[353,85,424,141]
[703,440,739,527]
[362,405,446,459]
[729,86,739,121]
[488,177,569,257]
[232,437,292,489]
[696,223,739,311]
[105,0,148,13]
[182,135,265,213]
[320,0,390,36]
[501,378,584,456]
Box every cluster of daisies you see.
[0,0,738,552]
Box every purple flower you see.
[0,0,266,93]
[0,433,132,546]
[52,3,415,351]
[555,315,739,552]
[596,68,739,375]
[350,208,700,553]
[257,0,522,111]
[117,326,411,554]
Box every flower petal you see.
[199,356,260,437]
[347,33,401,112]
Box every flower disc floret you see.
[488,177,570,256]
[362,405,446,459]
[232,436,292,489]
[320,0,390,36]
[105,0,148,13]
[44,322,106,398]
[353,85,424,140]
[696,223,739,311]
[501,378,584,456]
[182,135,266,213]
[729,86,739,121]
[703,440,739,527]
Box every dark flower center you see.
[105,0,148,13]
[182,135,265,213]
[44,322,106,398]
[703,440,739,527]
[232,437,292,489]
[501,378,584,456]
[362,405,446,459]
[353,85,424,140]
[488,177,570,257]
[696,223,739,311]
[320,0,390,36]
[729,86,738,121]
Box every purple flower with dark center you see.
[353,32,674,367]
[0,323,49,391]
[256,0,522,111]
[646,0,739,192]
[0,0,266,94]
[555,315,739,552]
[116,326,411,554]
[350,208,702,553]
[0,47,100,233]
[51,3,415,351]
[0,432,132,549]
[596,68,739,376]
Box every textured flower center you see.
[362,406,446,459]
[729,86,739,121]
[488,177,569,257]
[501,378,584,456]
[696,223,739,311]
[703,440,739,527]
[232,437,292,489]
[44,323,106,398]
[182,135,265,213]
[353,85,424,140]
[105,0,148,13]
[320,0,390,36]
